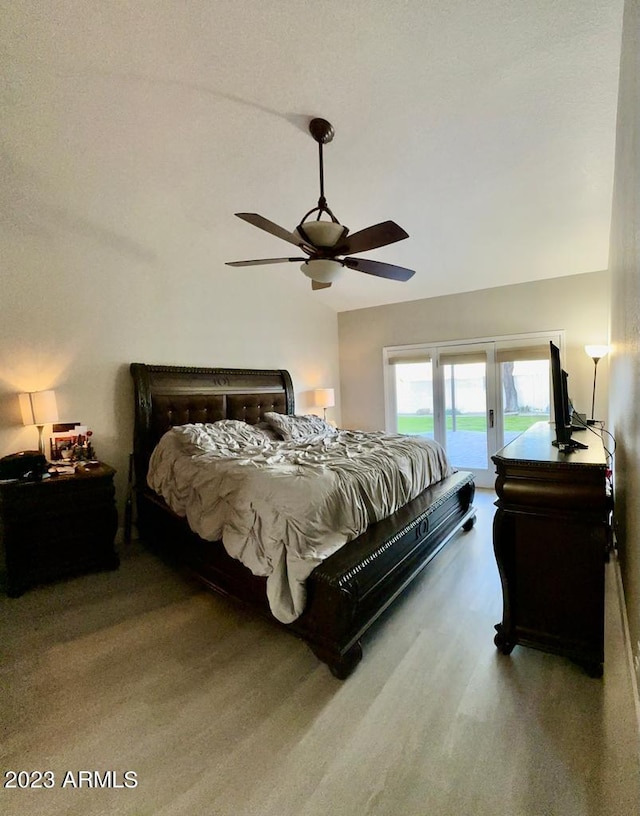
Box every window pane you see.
[501,359,550,443]
[444,362,488,469]
[394,362,434,439]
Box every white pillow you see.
[263,412,336,441]
[214,419,274,444]
[172,420,272,452]
[255,420,283,441]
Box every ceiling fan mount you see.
[226,117,415,290]
[308,117,335,145]
[295,118,348,250]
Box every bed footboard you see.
[292,470,475,677]
[136,471,475,677]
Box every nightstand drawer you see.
[0,463,119,596]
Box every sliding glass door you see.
[439,343,497,479]
[385,333,560,488]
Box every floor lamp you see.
[584,345,609,424]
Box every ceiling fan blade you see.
[235,213,311,249]
[311,280,332,290]
[343,256,415,282]
[335,220,409,256]
[226,257,305,267]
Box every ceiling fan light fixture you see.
[300,259,343,284]
[296,219,347,248]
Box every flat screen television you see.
[550,341,587,451]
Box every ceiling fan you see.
[226,118,416,290]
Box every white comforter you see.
[147,422,453,623]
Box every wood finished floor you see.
[1,489,639,816]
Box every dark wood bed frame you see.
[130,363,476,678]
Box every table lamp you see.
[19,390,59,456]
[313,388,335,420]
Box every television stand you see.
[492,421,609,676]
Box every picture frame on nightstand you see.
[50,422,81,461]
[50,423,94,462]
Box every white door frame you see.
[383,331,564,489]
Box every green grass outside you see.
[397,413,549,434]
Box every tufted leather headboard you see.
[130,363,295,485]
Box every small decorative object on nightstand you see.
[0,462,119,597]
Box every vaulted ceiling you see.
[3,1,624,312]
[216,1,623,310]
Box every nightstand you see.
[0,462,119,597]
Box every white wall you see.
[338,270,610,432]
[0,262,339,518]
[609,0,640,698]
[0,7,340,525]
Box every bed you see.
[130,363,476,678]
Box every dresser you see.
[492,422,610,676]
[0,463,119,597]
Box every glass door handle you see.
[489,409,495,428]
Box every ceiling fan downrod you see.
[297,118,347,248]
[310,118,333,216]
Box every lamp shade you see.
[19,390,59,426]
[313,388,335,409]
[300,259,344,284]
[585,345,610,361]
[297,220,345,248]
